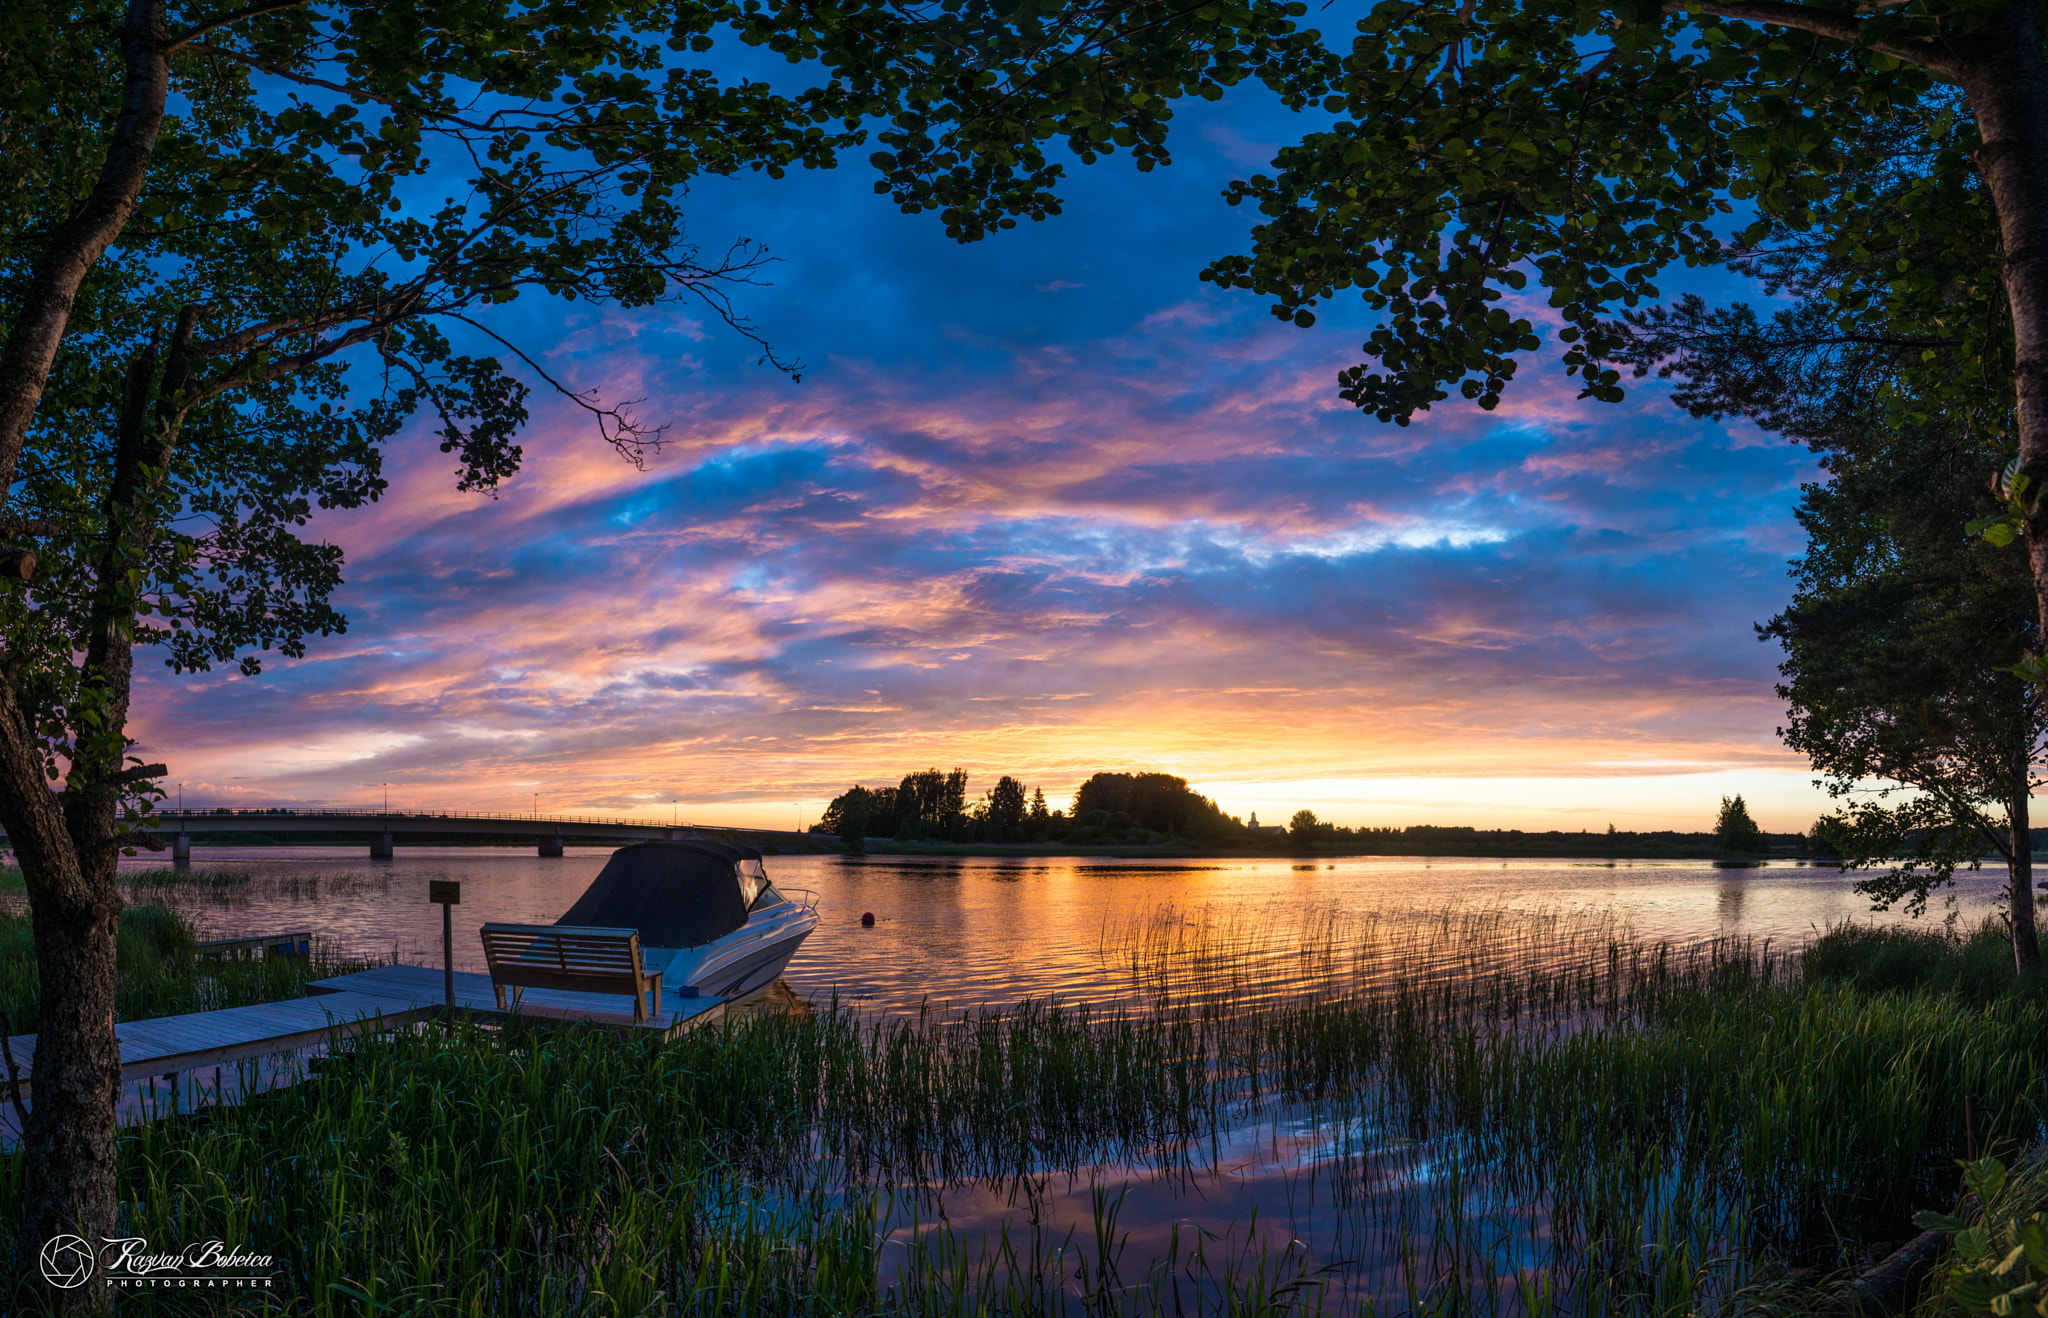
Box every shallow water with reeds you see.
[0,848,2024,1314]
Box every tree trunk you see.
[2013,776,2042,973]
[0,5,172,1291]
[0,689,119,1268]
[1962,10,2048,688]
[1957,11,2048,979]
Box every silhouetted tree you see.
[1714,796,1767,855]
[942,768,970,842]
[1028,786,1051,840]
[1616,179,2043,970]
[1217,0,2048,758]
[1071,772,1235,841]
[983,776,1028,843]
[838,794,870,855]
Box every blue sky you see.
[131,68,1835,833]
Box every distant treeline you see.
[1341,825,1813,858]
[812,771,1815,855]
[811,770,1238,847]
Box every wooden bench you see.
[477,924,664,1023]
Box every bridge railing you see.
[151,808,685,831]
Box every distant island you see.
[810,770,1820,859]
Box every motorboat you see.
[554,839,817,1000]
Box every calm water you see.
[103,845,2012,1014]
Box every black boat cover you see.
[554,841,749,949]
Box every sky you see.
[128,61,1841,835]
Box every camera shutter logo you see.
[39,1235,94,1289]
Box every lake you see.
[101,846,2012,1017]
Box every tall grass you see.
[0,903,374,1033]
[0,904,2037,1315]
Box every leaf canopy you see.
[1201,0,1998,424]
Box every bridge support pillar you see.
[370,832,394,859]
[539,834,564,858]
[171,833,190,863]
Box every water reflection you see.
[58,847,2014,1018]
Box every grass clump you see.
[0,903,372,1034]
[1803,919,2048,1003]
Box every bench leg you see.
[493,983,506,1011]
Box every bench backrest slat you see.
[478,923,652,997]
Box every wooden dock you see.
[1,989,437,1140]
[1,963,736,1141]
[305,964,730,1038]
[3,990,434,1096]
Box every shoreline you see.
[122,830,1845,865]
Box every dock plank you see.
[6,962,739,1104]
[6,990,434,1093]
[309,965,730,1038]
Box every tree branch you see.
[162,0,309,53]
[442,313,666,464]
[1664,0,1948,71]
[182,41,497,130]
[0,0,169,509]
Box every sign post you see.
[429,881,460,1011]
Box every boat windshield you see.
[738,858,770,907]
[748,880,788,912]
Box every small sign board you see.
[429,880,461,905]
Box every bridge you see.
[149,808,698,859]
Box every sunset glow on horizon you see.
[137,88,1838,837]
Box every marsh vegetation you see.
[0,903,2041,1315]
[0,894,369,1036]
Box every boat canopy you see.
[554,841,757,949]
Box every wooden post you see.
[430,881,461,1012]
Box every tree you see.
[1611,176,2044,969]
[1072,771,1236,840]
[0,0,1328,1267]
[1206,0,2048,705]
[1771,417,2043,963]
[1714,795,1767,855]
[838,795,870,855]
[941,767,970,842]
[1289,809,1319,842]
[894,768,954,839]
[982,775,1027,843]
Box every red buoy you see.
[860,912,876,927]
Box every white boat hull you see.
[650,902,818,1001]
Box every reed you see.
[0,864,253,892]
